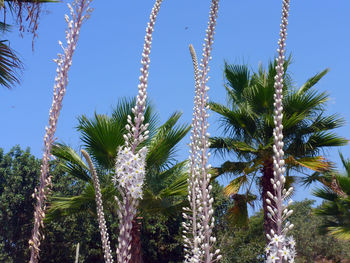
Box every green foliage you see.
[216,199,350,262]
[0,146,108,262]
[2,147,348,262]
[141,213,184,263]
[289,199,350,262]
[0,146,40,262]
[314,153,350,241]
[140,180,230,263]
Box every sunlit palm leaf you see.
[51,143,91,182]
[223,175,247,196]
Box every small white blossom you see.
[279,246,290,260]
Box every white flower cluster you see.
[114,146,147,200]
[266,235,296,263]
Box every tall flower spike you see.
[28,1,93,262]
[183,44,202,263]
[184,1,221,262]
[81,150,114,263]
[266,0,296,262]
[113,1,163,262]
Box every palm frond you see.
[139,189,188,217]
[209,137,257,160]
[306,132,348,152]
[223,175,247,196]
[285,156,331,172]
[0,40,22,89]
[51,143,91,182]
[77,113,125,169]
[147,111,190,170]
[224,62,250,103]
[339,152,350,176]
[297,68,329,94]
[46,183,117,221]
[327,226,350,241]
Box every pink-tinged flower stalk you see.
[183,1,221,262]
[28,1,92,262]
[81,150,113,263]
[113,1,163,262]
[265,0,296,262]
[183,44,202,263]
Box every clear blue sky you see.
[1,0,350,211]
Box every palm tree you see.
[0,39,22,89]
[0,0,56,89]
[313,153,350,241]
[209,56,348,240]
[46,97,190,262]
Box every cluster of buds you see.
[125,0,163,153]
[183,1,221,262]
[81,150,113,263]
[113,1,163,262]
[266,0,296,262]
[28,1,93,262]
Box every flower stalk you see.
[81,150,113,263]
[113,1,163,262]
[183,1,221,262]
[28,1,93,262]
[266,0,296,262]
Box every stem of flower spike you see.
[114,1,163,263]
[183,44,202,262]
[184,1,221,262]
[81,150,114,263]
[266,0,296,262]
[28,1,93,262]
[198,1,220,262]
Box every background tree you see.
[47,97,190,262]
[216,199,350,263]
[0,146,106,262]
[314,153,350,241]
[209,57,347,239]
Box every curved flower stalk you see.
[265,0,296,262]
[28,1,93,262]
[183,1,221,262]
[112,0,163,262]
[81,150,114,263]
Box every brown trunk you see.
[261,158,277,243]
[130,216,143,263]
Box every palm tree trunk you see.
[261,158,277,242]
[130,217,143,263]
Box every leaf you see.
[224,175,247,196]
